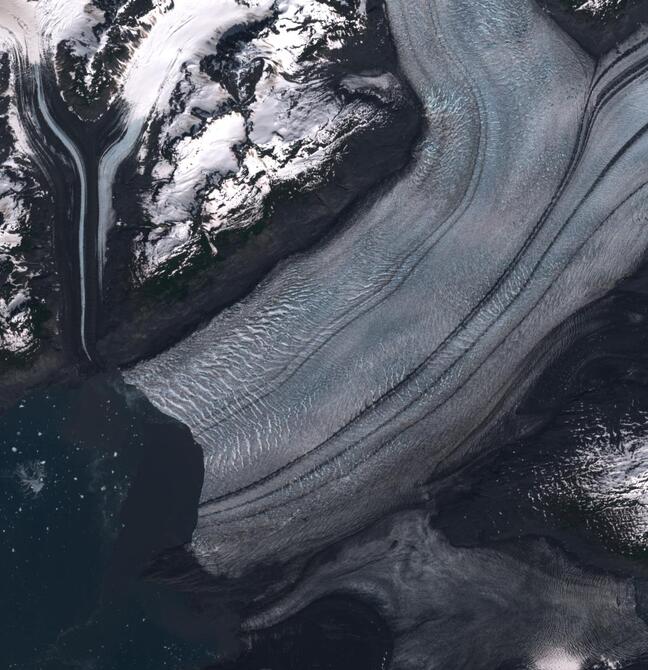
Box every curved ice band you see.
[123,0,648,575]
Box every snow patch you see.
[97,0,276,284]
[38,0,106,57]
[146,111,246,227]
[576,0,623,15]
[120,0,274,123]
[533,649,583,670]
[132,0,384,279]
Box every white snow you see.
[534,649,583,670]
[0,230,22,248]
[0,54,41,356]
[202,148,271,233]
[134,220,194,278]
[134,0,375,276]
[0,177,27,248]
[120,0,274,121]
[0,0,376,283]
[97,0,276,285]
[0,0,39,61]
[0,0,386,325]
[38,0,106,57]
[572,417,648,543]
[576,0,622,15]
[150,112,246,224]
[159,67,230,146]
[0,0,105,61]
[341,72,399,96]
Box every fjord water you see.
[4,270,648,668]
[0,376,219,669]
[0,375,389,670]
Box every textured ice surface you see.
[14,459,46,497]
[117,0,583,574]
[243,511,648,669]
[127,0,648,574]
[41,0,106,57]
[0,0,409,364]
[0,0,103,61]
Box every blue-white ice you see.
[127,0,648,576]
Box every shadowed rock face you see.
[0,42,62,401]
[536,0,648,55]
[126,0,648,578]
[0,52,57,363]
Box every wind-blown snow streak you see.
[126,0,648,576]
[0,1,38,62]
[0,0,107,65]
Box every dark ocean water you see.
[4,287,648,670]
[0,376,218,669]
[4,2,648,668]
[0,374,390,670]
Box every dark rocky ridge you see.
[537,0,648,55]
[55,0,155,121]
[0,53,65,408]
[97,1,422,367]
[0,0,422,408]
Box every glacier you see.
[125,0,648,579]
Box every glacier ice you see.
[126,0,648,578]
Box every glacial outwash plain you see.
[3,1,648,669]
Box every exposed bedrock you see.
[0,43,65,405]
[0,0,420,405]
[126,0,648,577]
[97,0,420,366]
[537,0,648,55]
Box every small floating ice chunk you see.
[15,460,46,497]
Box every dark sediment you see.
[210,596,392,670]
